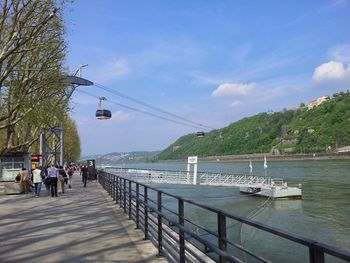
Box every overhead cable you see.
[76,89,210,130]
[94,83,215,131]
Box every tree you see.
[63,116,81,163]
[0,0,73,154]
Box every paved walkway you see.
[0,175,166,263]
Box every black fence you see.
[98,170,350,263]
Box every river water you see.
[121,160,350,262]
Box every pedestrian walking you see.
[43,166,51,195]
[47,164,59,197]
[58,166,67,194]
[81,165,88,187]
[32,166,43,197]
[18,168,30,194]
[67,165,74,188]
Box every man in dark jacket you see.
[81,165,88,187]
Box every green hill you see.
[157,91,350,160]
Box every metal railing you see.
[98,170,350,263]
[105,167,270,187]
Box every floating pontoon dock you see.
[104,167,302,199]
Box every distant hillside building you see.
[307,96,329,110]
[337,146,350,153]
[173,145,181,151]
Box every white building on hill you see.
[307,96,329,110]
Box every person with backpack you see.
[67,165,74,188]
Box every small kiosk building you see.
[0,152,31,182]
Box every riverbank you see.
[158,151,350,163]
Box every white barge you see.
[105,167,302,199]
[239,178,302,199]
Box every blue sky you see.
[65,0,350,155]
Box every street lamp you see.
[40,75,94,167]
[73,64,88,77]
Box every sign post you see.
[187,156,198,185]
[87,159,96,181]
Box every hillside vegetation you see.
[157,92,350,160]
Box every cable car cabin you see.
[196,131,205,138]
[96,109,112,120]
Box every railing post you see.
[113,176,116,201]
[136,183,140,229]
[110,174,113,195]
[144,186,149,240]
[116,176,119,204]
[102,173,105,189]
[179,199,185,263]
[218,213,227,263]
[309,244,325,263]
[129,180,132,220]
[119,177,122,208]
[106,174,108,192]
[108,174,111,194]
[103,173,105,189]
[157,191,163,256]
[123,179,126,213]
[109,174,112,195]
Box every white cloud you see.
[92,58,129,83]
[230,100,243,107]
[312,60,350,82]
[212,82,256,97]
[111,110,133,123]
[72,95,97,106]
[329,44,350,63]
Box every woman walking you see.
[58,166,67,194]
[32,166,43,197]
[18,168,30,194]
[67,165,74,188]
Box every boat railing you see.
[271,178,285,187]
[98,170,350,263]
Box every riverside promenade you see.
[0,175,167,263]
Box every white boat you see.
[239,178,302,199]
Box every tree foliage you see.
[63,116,81,163]
[157,92,350,160]
[0,0,76,155]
